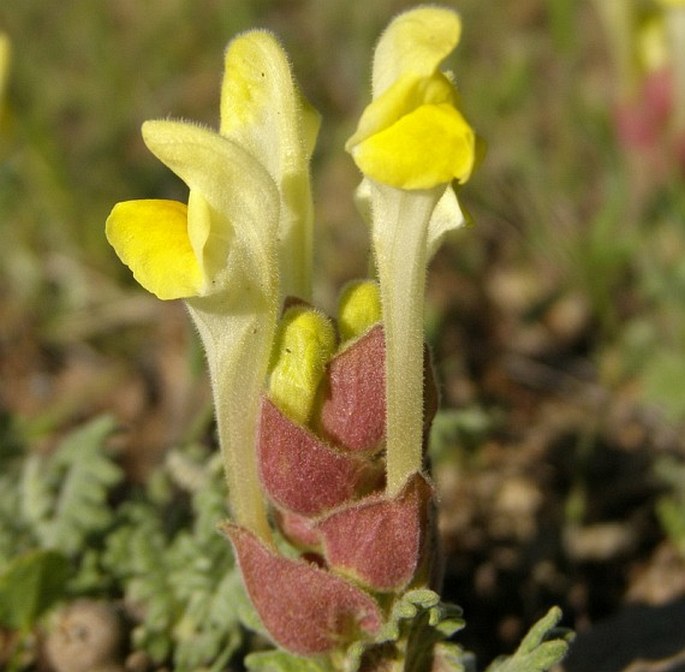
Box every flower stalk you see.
[0,33,9,120]
[665,3,685,133]
[593,0,638,101]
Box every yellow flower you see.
[219,32,320,300]
[107,124,276,300]
[106,30,318,302]
[105,31,320,543]
[637,13,669,74]
[346,6,475,190]
[268,306,336,426]
[345,7,477,497]
[337,280,381,343]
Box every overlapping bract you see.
[225,300,438,655]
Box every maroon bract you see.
[258,397,380,516]
[319,324,438,454]
[274,508,322,550]
[222,523,383,655]
[319,325,386,454]
[246,309,441,656]
[316,473,433,592]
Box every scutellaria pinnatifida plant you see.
[106,6,571,670]
[595,0,685,169]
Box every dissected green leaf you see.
[244,649,332,672]
[20,415,123,555]
[107,499,179,662]
[101,446,243,671]
[0,548,69,631]
[51,416,123,551]
[339,589,469,672]
[485,607,573,672]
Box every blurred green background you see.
[1,0,685,666]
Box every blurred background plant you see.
[1,0,685,670]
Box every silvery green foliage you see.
[0,417,120,634]
[372,588,470,672]
[0,417,245,670]
[244,596,571,672]
[0,415,122,563]
[101,448,244,670]
[485,608,573,672]
[20,416,123,555]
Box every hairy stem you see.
[187,293,276,543]
[370,183,440,496]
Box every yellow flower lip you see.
[345,6,476,190]
[106,199,203,300]
[105,120,279,302]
